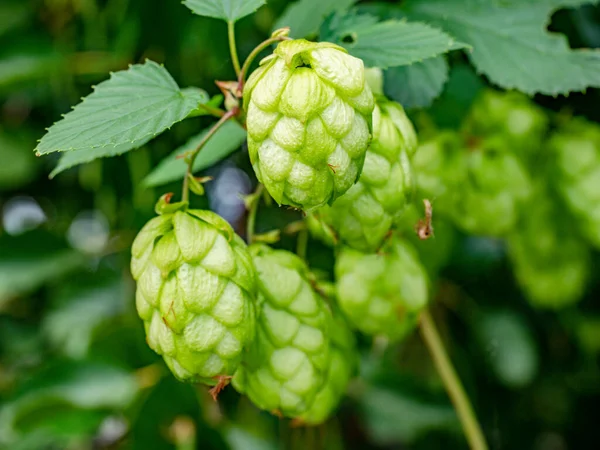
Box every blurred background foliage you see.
[1,0,600,449]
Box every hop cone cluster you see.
[335,237,428,341]
[131,209,256,385]
[300,283,356,425]
[507,185,590,309]
[244,39,375,211]
[551,119,600,248]
[232,245,331,417]
[307,96,417,252]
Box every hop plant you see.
[232,245,331,417]
[551,118,600,248]
[244,39,375,211]
[507,185,590,309]
[130,208,256,385]
[335,237,428,341]
[299,283,356,425]
[463,89,548,155]
[307,96,417,252]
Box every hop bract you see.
[308,97,417,252]
[508,186,590,309]
[300,286,356,425]
[130,209,256,385]
[232,245,331,417]
[335,237,428,341]
[244,39,375,211]
[551,118,600,248]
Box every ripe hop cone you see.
[307,96,417,252]
[450,140,532,236]
[507,185,590,309]
[130,208,256,385]
[335,237,428,341]
[299,283,356,425]
[244,39,375,211]
[463,89,548,156]
[232,245,331,417]
[551,118,600,248]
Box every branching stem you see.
[181,109,237,203]
[227,21,241,77]
[419,310,488,450]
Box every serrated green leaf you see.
[404,0,600,95]
[275,0,358,38]
[384,56,449,108]
[142,119,246,187]
[183,0,266,22]
[320,12,466,68]
[36,60,207,160]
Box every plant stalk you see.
[227,21,241,77]
[245,184,264,244]
[181,109,237,203]
[237,35,291,94]
[419,310,488,450]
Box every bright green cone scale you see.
[307,96,417,252]
[551,118,600,248]
[130,209,256,385]
[335,237,428,341]
[507,185,590,309]
[244,39,374,211]
[232,245,331,417]
[299,284,356,425]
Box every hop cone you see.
[232,245,330,417]
[335,237,428,340]
[299,283,356,425]
[130,209,256,385]
[244,39,375,211]
[307,97,417,252]
[464,89,548,156]
[508,186,590,309]
[551,119,600,248]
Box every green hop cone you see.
[232,245,331,417]
[452,140,532,236]
[335,237,428,341]
[307,96,417,252]
[244,39,375,211]
[464,89,548,155]
[551,118,600,248]
[507,186,590,309]
[299,283,356,425]
[130,209,256,385]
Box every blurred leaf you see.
[576,315,600,355]
[0,232,85,307]
[0,360,138,444]
[43,277,127,359]
[320,12,466,68]
[476,310,539,388]
[384,56,449,108]
[404,0,600,95]
[183,0,266,22]
[224,426,277,450]
[0,2,29,38]
[0,131,38,190]
[0,51,62,92]
[275,0,357,38]
[142,119,246,187]
[429,64,485,128]
[358,384,458,443]
[36,60,207,162]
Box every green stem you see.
[419,310,488,450]
[296,229,308,260]
[227,21,241,77]
[245,184,264,244]
[237,35,291,95]
[181,109,237,203]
